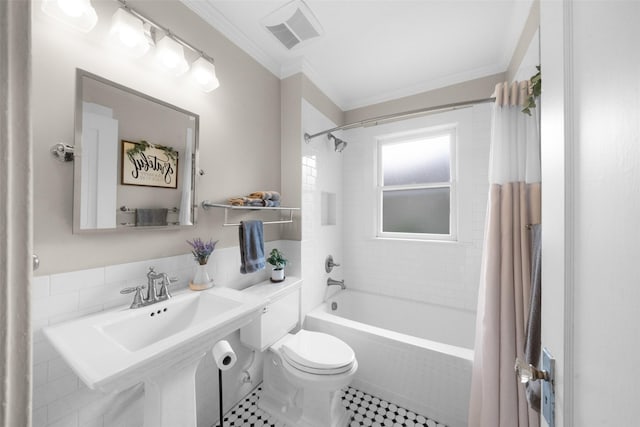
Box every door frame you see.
[540,1,575,426]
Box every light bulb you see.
[41,0,97,32]
[161,52,179,69]
[155,36,189,76]
[119,27,139,48]
[108,8,150,57]
[190,57,220,92]
[57,0,84,17]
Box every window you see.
[377,128,456,240]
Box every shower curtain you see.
[468,81,541,427]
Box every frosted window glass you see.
[382,188,450,234]
[382,135,450,186]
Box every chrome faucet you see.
[120,267,176,309]
[157,272,173,299]
[145,267,163,303]
[327,277,346,290]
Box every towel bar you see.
[120,222,180,227]
[119,206,179,213]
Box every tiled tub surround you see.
[341,105,491,313]
[305,290,474,427]
[31,241,301,427]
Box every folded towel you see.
[135,208,168,226]
[263,200,280,207]
[228,197,265,206]
[248,191,280,201]
[246,199,265,207]
[239,220,265,274]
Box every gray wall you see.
[506,0,539,82]
[344,73,506,124]
[33,0,282,275]
[280,73,344,241]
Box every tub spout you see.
[327,278,346,290]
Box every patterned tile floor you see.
[214,384,446,427]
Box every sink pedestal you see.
[143,351,206,427]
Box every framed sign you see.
[121,140,179,189]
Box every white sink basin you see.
[99,292,242,352]
[44,286,264,393]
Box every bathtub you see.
[304,289,475,427]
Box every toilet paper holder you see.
[212,340,237,427]
[212,340,237,371]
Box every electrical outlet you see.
[542,348,555,427]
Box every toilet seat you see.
[280,330,355,375]
[281,351,354,375]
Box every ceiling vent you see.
[262,0,324,50]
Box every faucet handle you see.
[325,255,341,273]
[158,275,177,299]
[121,286,144,308]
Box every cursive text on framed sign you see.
[121,140,179,189]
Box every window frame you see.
[376,126,458,241]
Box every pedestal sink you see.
[44,286,264,427]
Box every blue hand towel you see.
[239,220,265,274]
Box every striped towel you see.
[248,191,281,201]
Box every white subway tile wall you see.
[31,241,299,427]
[342,105,492,313]
[300,100,346,316]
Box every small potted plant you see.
[266,248,287,283]
[187,238,218,290]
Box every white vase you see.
[189,263,213,291]
[271,268,285,283]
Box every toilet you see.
[240,279,357,427]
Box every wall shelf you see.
[201,201,299,227]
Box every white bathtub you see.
[304,290,474,427]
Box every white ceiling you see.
[181,0,533,110]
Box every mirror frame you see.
[73,69,200,233]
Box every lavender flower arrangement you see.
[187,238,218,265]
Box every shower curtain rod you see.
[304,96,496,142]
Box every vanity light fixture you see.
[41,0,98,32]
[108,7,151,57]
[190,56,220,93]
[111,0,220,88]
[41,0,221,92]
[155,34,190,76]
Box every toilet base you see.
[299,387,352,427]
[259,387,351,427]
[259,351,352,427]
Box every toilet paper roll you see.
[212,340,237,371]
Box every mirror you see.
[73,69,199,232]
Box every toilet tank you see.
[240,278,302,351]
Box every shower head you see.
[328,133,348,153]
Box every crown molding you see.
[180,0,281,77]
[281,58,349,110]
[180,0,511,113]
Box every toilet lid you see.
[281,330,355,372]
[281,352,355,375]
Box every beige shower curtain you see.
[468,82,540,427]
[0,0,33,426]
